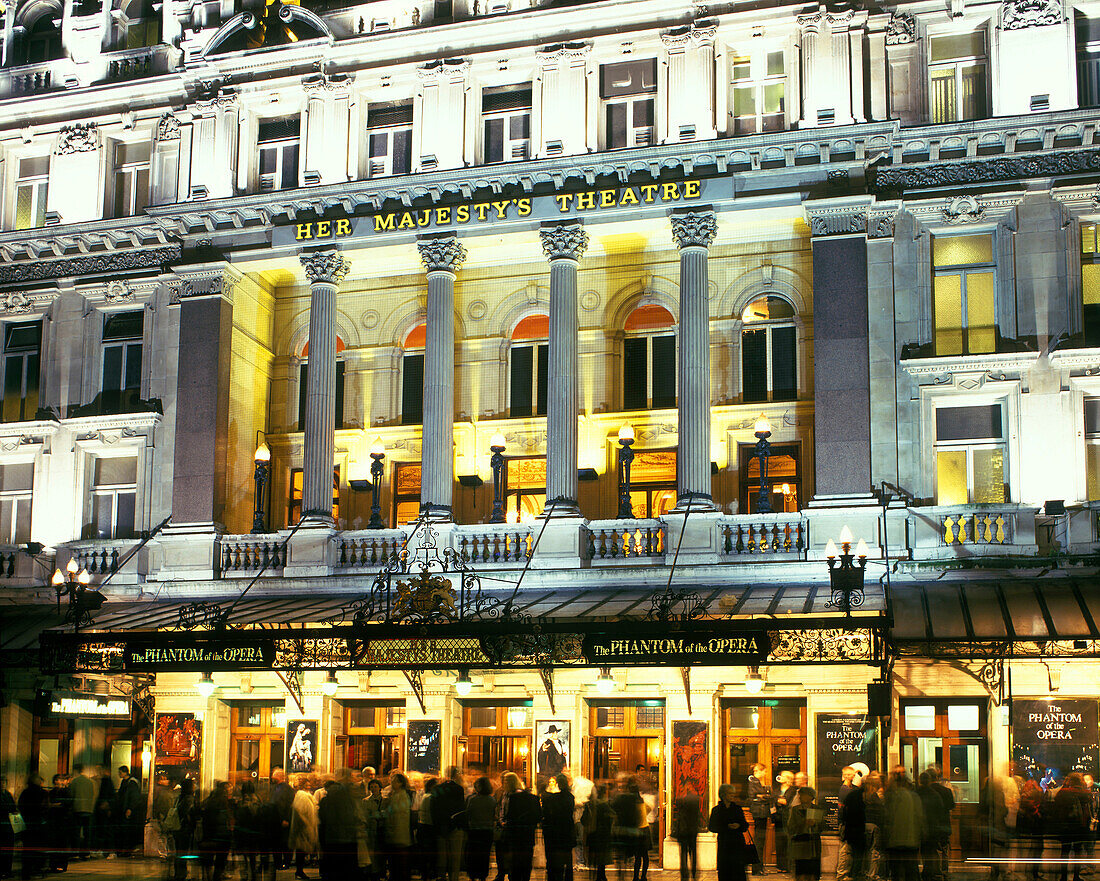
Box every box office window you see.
[367,102,413,178]
[623,305,676,411]
[2,321,41,424]
[929,31,988,124]
[601,60,657,149]
[899,698,986,806]
[15,157,49,231]
[1081,222,1100,345]
[288,466,340,526]
[934,404,1006,505]
[590,700,664,734]
[88,455,137,540]
[731,49,787,136]
[258,117,300,192]
[393,462,421,526]
[482,85,532,164]
[723,699,807,808]
[933,234,996,356]
[0,462,33,544]
[741,295,796,403]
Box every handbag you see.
[10,812,25,837]
[742,827,760,864]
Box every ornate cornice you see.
[0,245,181,286]
[416,58,471,81]
[807,207,867,237]
[901,351,1039,380]
[885,12,916,44]
[1049,347,1100,372]
[417,236,466,274]
[0,289,58,314]
[56,122,98,156]
[300,250,351,285]
[670,210,717,249]
[660,20,718,48]
[872,148,1100,192]
[535,41,591,63]
[942,195,986,224]
[539,223,588,261]
[797,8,854,28]
[302,71,353,94]
[867,211,896,238]
[1001,0,1065,30]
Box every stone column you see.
[417,235,466,520]
[299,250,350,523]
[671,210,718,511]
[539,223,588,517]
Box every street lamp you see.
[617,423,636,519]
[195,672,216,699]
[596,667,615,694]
[744,666,765,694]
[825,525,868,616]
[368,437,386,530]
[252,434,271,534]
[455,670,473,696]
[51,559,103,631]
[753,414,772,514]
[489,432,506,524]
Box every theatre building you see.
[4,0,1100,868]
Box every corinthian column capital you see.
[417,235,467,274]
[671,210,718,250]
[539,223,589,262]
[300,250,351,285]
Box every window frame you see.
[932,401,1008,505]
[927,29,988,124]
[623,331,676,411]
[481,84,533,164]
[257,116,301,193]
[392,461,421,526]
[509,341,548,417]
[109,139,152,219]
[740,295,798,404]
[503,456,546,524]
[1081,222,1100,345]
[101,309,145,409]
[0,459,35,544]
[931,232,998,357]
[287,466,340,527]
[1086,396,1100,502]
[729,47,788,136]
[365,101,414,178]
[600,59,658,150]
[87,453,139,540]
[13,156,49,231]
[1,319,43,424]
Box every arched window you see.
[623,304,676,411]
[401,323,425,425]
[120,0,160,49]
[740,295,796,403]
[21,12,63,64]
[298,337,346,430]
[509,314,548,417]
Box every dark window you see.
[482,85,532,164]
[401,354,424,425]
[623,336,647,410]
[600,60,657,149]
[297,361,345,431]
[742,328,767,404]
[288,466,340,526]
[258,117,300,192]
[367,102,414,177]
[623,333,675,410]
[509,343,547,417]
[102,310,143,411]
[935,404,1004,442]
[1078,15,1100,108]
[2,321,41,424]
[741,296,797,403]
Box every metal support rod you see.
[251,460,269,534]
[617,438,635,519]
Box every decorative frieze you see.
[872,149,1100,191]
[416,58,471,81]
[807,208,867,237]
[417,236,466,274]
[942,195,986,224]
[0,245,181,286]
[671,210,718,249]
[539,223,589,261]
[535,42,591,63]
[56,122,98,155]
[300,250,351,285]
[302,71,353,93]
[1001,0,1065,30]
[660,20,718,48]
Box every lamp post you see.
[753,414,772,514]
[617,423,635,519]
[252,435,271,534]
[51,559,102,632]
[825,525,868,616]
[489,432,506,524]
[368,437,386,530]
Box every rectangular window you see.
[367,102,413,178]
[1081,223,1100,345]
[111,141,151,218]
[401,354,423,425]
[89,455,137,539]
[509,343,547,417]
[393,462,421,526]
[287,466,340,526]
[482,85,532,164]
[742,325,796,403]
[102,311,143,411]
[2,321,41,424]
[932,233,996,356]
[929,31,987,124]
[0,462,33,544]
[15,157,49,231]
[297,362,345,431]
[626,449,676,519]
[601,60,657,149]
[1085,398,1100,501]
[934,403,1006,505]
[1077,16,1100,108]
[739,442,801,513]
[258,117,300,192]
[623,333,676,410]
[505,457,545,523]
[731,50,787,135]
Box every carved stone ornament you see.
[885,12,916,44]
[867,213,896,238]
[157,113,181,141]
[417,236,467,274]
[0,245,182,286]
[302,71,353,93]
[56,122,98,155]
[1001,0,1065,30]
[300,251,351,285]
[535,42,591,63]
[670,211,718,249]
[943,195,986,224]
[0,292,34,314]
[872,149,1100,192]
[660,20,718,48]
[105,280,135,302]
[539,223,589,261]
[416,58,471,81]
[808,209,868,237]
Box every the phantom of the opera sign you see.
[581,631,768,665]
[1012,699,1100,787]
[125,643,274,670]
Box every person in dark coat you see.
[17,774,48,880]
[270,769,294,871]
[499,773,540,881]
[708,784,749,881]
[581,784,614,881]
[1,776,17,880]
[235,781,265,881]
[838,780,867,881]
[773,772,796,875]
[1016,778,1044,881]
[199,781,233,881]
[172,778,198,881]
[541,775,576,881]
[92,766,115,857]
[916,771,949,881]
[430,767,467,881]
[672,787,701,881]
[745,765,770,876]
[787,787,824,881]
[114,766,143,857]
[464,777,496,881]
[47,774,73,872]
[1053,772,1093,881]
[318,778,359,881]
[610,777,647,881]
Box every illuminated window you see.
[120,0,160,48]
[627,449,677,519]
[932,233,996,356]
[110,141,151,218]
[741,295,796,403]
[482,84,532,164]
[401,324,425,426]
[600,60,657,149]
[229,702,286,785]
[730,49,787,136]
[0,463,33,544]
[14,157,49,231]
[2,321,41,424]
[393,462,421,526]
[738,442,801,513]
[929,31,987,124]
[1081,223,1100,345]
[288,466,340,526]
[297,338,346,431]
[1085,398,1100,501]
[88,455,137,539]
[934,404,1006,505]
[340,701,406,775]
[367,102,413,178]
[623,305,676,410]
[505,457,545,523]
[509,314,547,418]
[258,117,300,192]
[102,311,143,412]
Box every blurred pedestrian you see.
[92,766,114,857]
[383,773,414,881]
[69,765,95,861]
[883,768,923,881]
[542,774,576,881]
[290,776,319,881]
[746,765,770,876]
[115,766,143,857]
[840,775,867,881]
[361,778,385,881]
[0,776,16,879]
[199,780,232,881]
[318,777,358,880]
[171,778,198,881]
[581,784,613,881]
[431,767,466,881]
[234,780,264,881]
[1016,778,1044,881]
[672,786,701,881]
[787,787,824,881]
[1053,772,1092,881]
[708,784,749,881]
[18,774,48,880]
[464,777,495,881]
[270,769,294,872]
[499,772,540,881]
[774,772,795,875]
[47,773,72,872]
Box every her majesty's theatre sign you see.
[275,177,730,247]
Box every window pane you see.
[393,129,412,175]
[965,270,996,353]
[401,354,424,425]
[972,448,1005,504]
[731,59,751,81]
[936,405,1003,441]
[903,705,936,731]
[369,132,389,159]
[15,186,33,231]
[606,103,628,149]
[763,82,785,114]
[947,704,980,731]
[930,32,985,62]
[1084,263,1100,306]
[536,343,548,417]
[484,117,504,164]
[766,51,785,76]
[510,345,533,417]
[936,449,969,505]
[14,497,30,543]
[772,705,801,730]
[600,59,657,98]
[298,364,308,430]
[733,85,756,119]
[1083,223,1098,255]
[281,144,299,190]
[742,296,795,322]
[933,275,964,356]
[933,234,993,267]
[94,456,137,486]
[103,346,123,392]
[771,325,797,401]
[632,98,654,128]
[1087,444,1100,501]
[728,706,759,730]
[651,334,676,409]
[259,148,276,175]
[0,499,12,542]
[960,64,987,120]
[92,494,113,539]
[742,328,767,403]
[0,463,33,492]
[929,68,958,124]
[124,342,142,391]
[623,337,647,410]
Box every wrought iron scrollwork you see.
[645,587,710,623]
[174,602,229,630]
[769,629,875,662]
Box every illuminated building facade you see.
[1,0,1100,867]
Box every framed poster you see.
[154,713,202,785]
[407,719,441,775]
[815,714,878,832]
[286,720,319,774]
[672,721,708,826]
[1012,699,1099,788]
[535,720,570,779]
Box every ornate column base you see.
[419,502,454,522]
[671,491,720,513]
[298,510,337,528]
[539,496,582,519]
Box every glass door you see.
[229,702,287,787]
[338,701,406,776]
[460,702,533,787]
